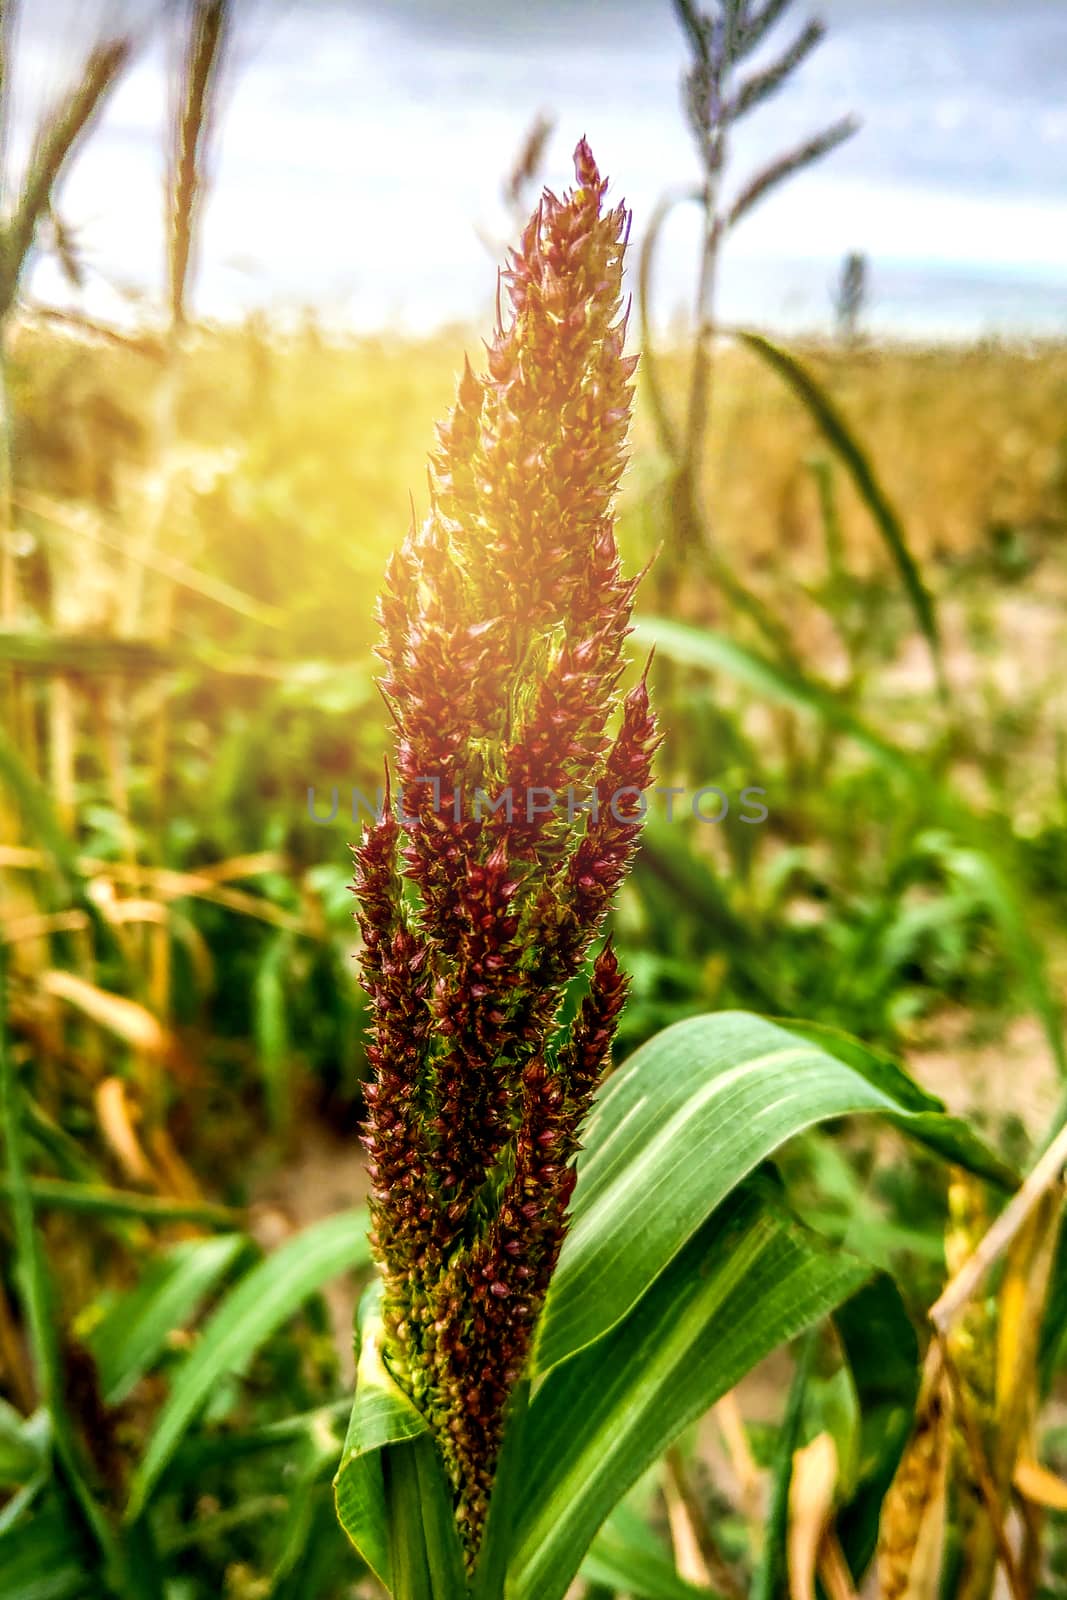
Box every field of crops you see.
[3,3,1067,1598]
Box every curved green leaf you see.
[1039,1217,1067,1394]
[511,1184,870,1600]
[334,1282,467,1598]
[534,1011,1013,1376]
[734,329,946,700]
[777,1019,1019,1188]
[127,1207,371,1518]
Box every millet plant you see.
[353,138,657,1552]
[332,139,1039,1600]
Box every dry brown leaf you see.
[817,1533,859,1600]
[39,969,170,1056]
[1,910,90,942]
[97,897,170,926]
[1014,1456,1067,1513]
[788,1431,837,1600]
[96,1076,155,1185]
[147,1127,202,1203]
[715,1389,765,1530]
[663,1455,714,1587]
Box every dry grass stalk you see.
[38,969,172,1059]
[930,1127,1067,1333]
[96,1075,156,1186]
[0,36,130,321]
[936,1334,1024,1600]
[715,1389,766,1532]
[663,1445,746,1599]
[168,0,229,329]
[816,1533,859,1600]
[503,111,554,218]
[0,846,303,930]
[944,1172,998,1599]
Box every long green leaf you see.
[1039,1216,1067,1394]
[88,1233,249,1404]
[334,1282,467,1596]
[127,1207,371,1517]
[734,329,946,699]
[630,615,915,777]
[776,1019,1018,1188]
[534,1011,1014,1376]
[399,1432,470,1600]
[510,1185,870,1600]
[384,1442,434,1600]
[0,727,85,911]
[0,989,56,1417]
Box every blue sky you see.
[14,0,1067,337]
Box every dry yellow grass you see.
[634,338,1067,577]
[19,322,1067,601]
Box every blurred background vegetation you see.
[2,0,1067,1595]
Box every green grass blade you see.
[937,841,1067,1080]
[734,329,947,700]
[0,986,56,1416]
[0,1175,240,1227]
[127,1207,371,1518]
[0,726,85,909]
[88,1233,249,1404]
[1039,1217,1067,1394]
[254,932,292,1132]
[775,1019,1018,1188]
[0,972,123,1583]
[0,1498,93,1600]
